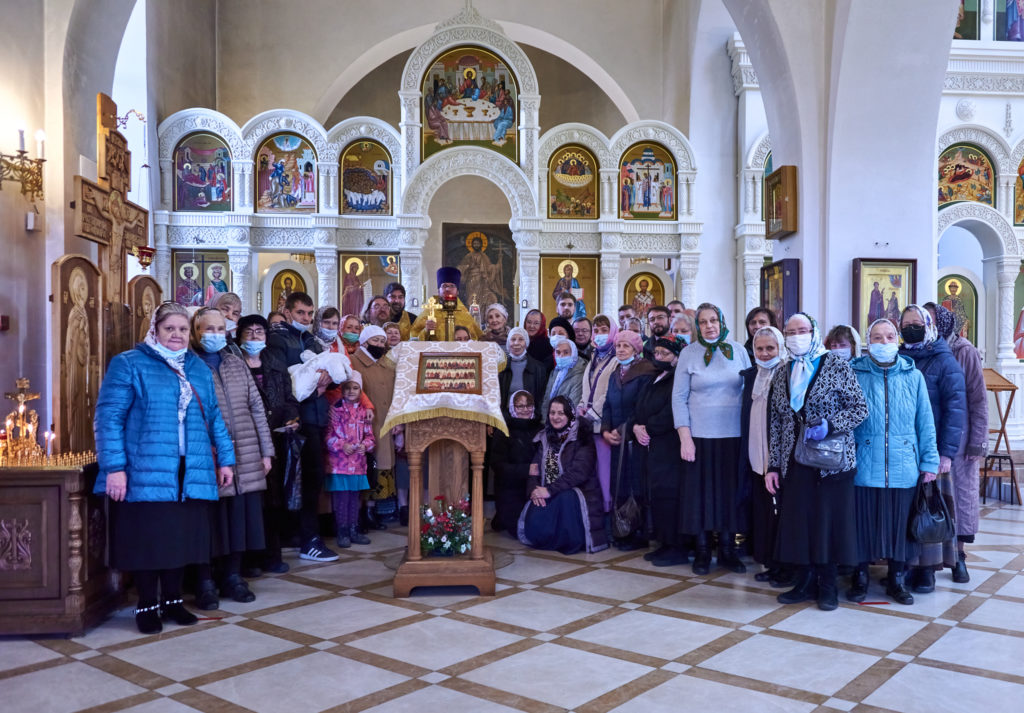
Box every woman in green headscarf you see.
[671,302,751,575]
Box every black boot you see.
[195,579,220,611]
[651,546,689,567]
[161,598,198,625]
[887,562,914,605]
[769,566,796,589]
[363,505,388,531]
[134,602,163,634]
[644,544,674,562]
[220,574,255,603]
[692,533,712,575]
[909,566,935,594]
[777,567,816,604]
[399,506,409,527]
[951,550,970,583]
[816,564,839,611]
[846,563,869,603]
[717,533,747,573]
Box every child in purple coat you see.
[325,372,376,548]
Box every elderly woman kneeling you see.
[518,396,609,554]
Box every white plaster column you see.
[678,171,696,217]
[996,255,1019,364]
[516,247,541,324]
[519,94,541,212]
[677,251,701,310]
[314,247,339,308]
[153,222,171,296]
[1000,175,1015,223]
[398,225,428,309]
[599,231,622,316]
[158,158,173,209]
[318,162,338,213]
[228,244,253,311]
[600,169,618,219]
[398,91,422,189]
[234,160,253,212]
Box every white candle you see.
[35,129,45,160]
[17,128,25,152]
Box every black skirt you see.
[650,460,683,546]
[109,499,211,571]
[774,459,857,567]
[854,485,917,563]
[749,467,779,565]
[678,437,744,535]
[210,491,266,557]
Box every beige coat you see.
[351,347,396,470]
[208,351,274,496]
[580,352,617,434]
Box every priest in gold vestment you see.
[410,267,484,341]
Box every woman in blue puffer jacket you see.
[849,318,940,606]
[94,301,235,635]
[898,304,966,594]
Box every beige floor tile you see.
[963,597,1024,632]
[967,549,1020,569]
[546,568,677,601]
[0,661,145,713]
[567,610,732,660]
[109,624,300,681]
[343,531,411,553]
[348,617,522,670]
[995,572,1024,599]
[459,642,653,709]
[215,577,329,614]
[72,607,159,649]
[981,507,1024,522]
[117,699,203,713]
[0,639,63,672]
[920,626,1024,677]
[293,558,397,588]
[459,590,608,631]
[258,596,417,638]
[976,518,1024,536]
[494,553,587,582]
[649,583,782,623]
[361,682,524,712]
[607,672,817,713]
[772,606,928,651]
[937,566,995,591]
[699,634,879,696]
[199,651,407,713]
[859,587,965,618]
[863,662,1024,712]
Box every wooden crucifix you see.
[72,93,149,362]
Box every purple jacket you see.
[949,335,988,457]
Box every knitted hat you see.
[615,329,644,354]
[548,316,576,343]
[359,325,387,345]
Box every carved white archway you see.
[156,109,244,211]
[620,262,675,305]
[745,132,772,171]
[327,116,405,203]
[937,124,1011,174]
[937,202,1019,257]
[609,121,698,218]
[259,259,318,315]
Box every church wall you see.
[0,0,49,418]
[147,0,218,120]
[213,0,667,124]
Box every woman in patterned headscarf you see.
[925,302,987,584]
[766,312,867,612]
[672,303,751,574]
[899,304,967,595]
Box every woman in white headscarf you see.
[541,337,586,417]
[740,326,790,586]
[766,312,868,612]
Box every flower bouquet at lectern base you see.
[420,494,472,556]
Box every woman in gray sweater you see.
[672,303,751,575]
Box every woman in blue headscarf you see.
[766,312,868,612]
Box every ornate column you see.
[228,242,253,312]
[599,169,618,219]
[1000,175,1015,223]
[996,256,1018,363]
[398,225,428,309]
[158,159,173,209]
[318,162,338,213]
[234,160,253,212]
[398,91,422,191]
[677,245,701,310]
[314,246,339,308]
[600,232,622,316]
[153,222,171,296]
[519,94,541,212]
[517,248,541,324]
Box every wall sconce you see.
[1,129,45,202]
[520,299,528,309]
[131,244,155,270]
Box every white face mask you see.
[830,347,852,361]
[786,333,812,356]
[755,356,780,370]
[868,342,899,363]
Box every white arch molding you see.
[259,259,318,315]
[744,132,772,171]
[937,124,1012,175]
[620,262,675,305]
[327,116,405,205]
[937,202,1019,256]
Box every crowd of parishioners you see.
[94,266,987,634]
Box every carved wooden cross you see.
[72,93,149,307]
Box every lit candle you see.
[17,127,25,152]
[35,129,45,160]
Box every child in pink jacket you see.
[325,372,376,547]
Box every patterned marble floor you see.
[3,501,1024,713]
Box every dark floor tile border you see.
[181,646,312,688]
[441,675,566,713]
[684,664,828,706]
[86,652,176,689]
[574,669,678,713]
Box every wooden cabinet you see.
[0,464,121,636]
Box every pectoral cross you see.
[71,93,149,361]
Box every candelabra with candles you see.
[441,283,460,340]
[0,129,46,201]
[0,378,95,468]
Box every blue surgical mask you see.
[242,340,267,355]
[676,333,691,345]
[549,334,567,348]
[200,333,227,353]
[869,342,899,364]
[593,333,609,348]
[830,347,852,361]
[319,328,338,342]
[291,320,310,333]
[756,356,780,370]
[616,356,634,366]
[555,355,573,370]
[153,342,187,360]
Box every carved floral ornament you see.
[937,201,1020,256]
[937,126,1010,173]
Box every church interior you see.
[3,1,1024,711]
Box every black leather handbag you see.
[794,418,848,472]
[909,480,955,544]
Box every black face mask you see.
[900,324,926,344]
[652,359,675,372]
[366,344,388,360]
